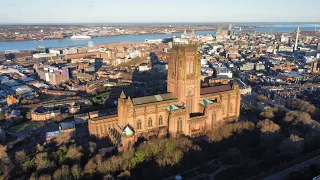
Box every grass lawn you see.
[9,121,40,133]
[0,134,18,145]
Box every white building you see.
[303,56,317,64]
[49,49,61,55]
[139,63,150,72]
[173,38,189,44]
[145,39,163,44]
[33,53,57,59]
[281,35,290,43]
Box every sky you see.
[0,0,320,23]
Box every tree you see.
[71,164,82,180]
[15,151,27,165]
[257,119,280,134]
[207,121,255,142]
[22,159,35,172]
[284,111,313,124]
[53,166,71,180]
[39,174,52,180]
[34,152,55,171]
[0,145,13,179]
[65,146,83,163]
[287,99,316,115]
[0,112,5,121]
[36,143,44,152]
[280,134,304,157]
[260,109,274,119]
[84,159,97,176]
[117,170,131,179]
[26,112,32,120]
[54,133,71,145]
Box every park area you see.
[8,121,41,133]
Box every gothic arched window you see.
[158,115,163,125]
[212,112,216,127]
[148,117,153,127]
[230,102,234,113]
[177,117,182,133]
[222,103,226,115]
[137,119,142,130]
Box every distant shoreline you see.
[0,29,219,43]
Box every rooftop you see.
[200,84,232,95]
[59,121,75,130]
[132,93,176,105]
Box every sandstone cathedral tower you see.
[88,44,241,151]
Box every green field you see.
[92,92,111,104]
[9,121,40,133]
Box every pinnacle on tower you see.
[120,91,126,99]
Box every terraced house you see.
[88,44,241,151]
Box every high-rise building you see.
[294,26,301,51]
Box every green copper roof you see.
[168,105,179,111]
[122,125,134,136]
[201,99,214,107]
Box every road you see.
[263,155,320,180]
[7,122,59,140]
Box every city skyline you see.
[1,0,320,23]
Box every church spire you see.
[120,91,126,99]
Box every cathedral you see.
[88,44,241,151]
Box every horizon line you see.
[1,21,320,25]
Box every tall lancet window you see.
[186,61,190,74]
[177,117,183,133]
[189,61,194,74]
[148,117,153,127]
[230,102,234,113]
[187,89,193,113]
[212,112,216,128]
[137,119,142,130]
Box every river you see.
[0,24,318,52]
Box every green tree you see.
[53,165,71,180]
[53,168,62,180]
[34,152,55,171]
[22,159,35,172]
[257,119,280,134]
[287,99,316,115]
[71,164,82,180]
[260,108,275,119]
[65,146,83,163]
[284,111,313,124]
